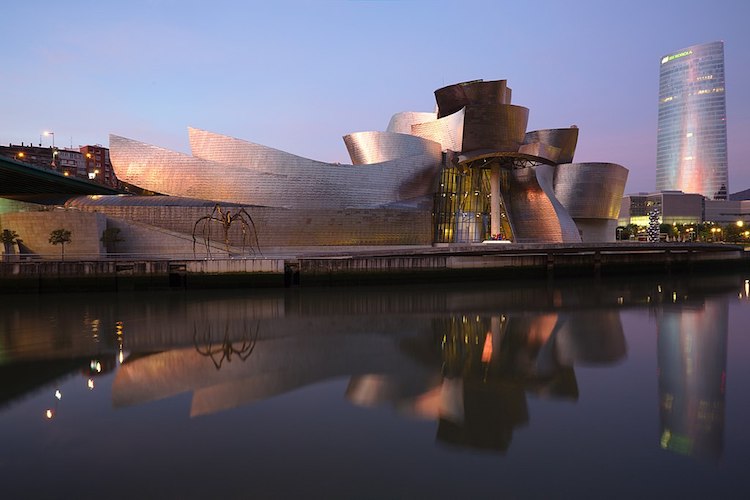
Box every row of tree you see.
[617,222,750,243]
[1,227,123,260]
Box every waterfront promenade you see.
[0,242,746,292]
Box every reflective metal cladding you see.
[108,77,629,245]
[343,131,441,165]
[524,128,579,165]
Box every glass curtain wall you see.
[433,164,513,243]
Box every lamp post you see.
[44,131,55,148]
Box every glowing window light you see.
[481,332,493,362]
[54,390,62,400]
[87,379,95,390]
[45,409,54,419]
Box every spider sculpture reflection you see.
[193,321,260,370]
[192,204,261,257]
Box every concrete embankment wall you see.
[294,247,747,285]
[0,259,285,292]
[1,244,745,292]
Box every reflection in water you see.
[194,321,260,370]
[657,297,728,460]
[0,274,744,458]
[349,311,626,452]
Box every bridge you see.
[0,154,123,202]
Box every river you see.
[1,273,749,498]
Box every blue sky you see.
[2,0,748,194]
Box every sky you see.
[1,0,748,194]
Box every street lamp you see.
[43,131,55,148]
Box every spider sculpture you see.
[193,321,260,370]
[192,204,261,258]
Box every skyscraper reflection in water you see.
[657,297,728,460]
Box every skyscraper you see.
[657,41,728,199]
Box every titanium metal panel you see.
[500,164,581,244]
[554,162,628,219]
[410,108,465,152]
[386,112,437,134]
[342,131,442,165]
[523,128,579,164]
[461,105,529,153]
[518,142,561,164]
[110,134,442,210]
[188,127,332,172]
[434,80,511,118]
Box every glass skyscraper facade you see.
[657,41,728,199]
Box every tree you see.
[659,223,677,241]
[100,227,124,254]
[49,228,72,261]
[0,229,23,258]
[2,229,22,256]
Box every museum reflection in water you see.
[0,277,740,457]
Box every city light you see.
[43,130,55,148]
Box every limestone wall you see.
[0,209,106,259]
[104,217,232,258]
[69,205,433,248]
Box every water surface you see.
[1,275,749,498]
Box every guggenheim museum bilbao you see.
[41,79,629,254]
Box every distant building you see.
[619,191,703,226]
[80,145,117,187]
[0,143,118,187]
[620,190,750,226]
[56,149,87,179]
[657,41,728,199]
[0,143,56,171]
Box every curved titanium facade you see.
[189,127,330,171]
[410,108,465,152]
[428,79,627,244]
[342,131,441,165]
[435,80,511,118]
[554,163,628,219]
[553,162,627,242]
[386,112,437,135]
[102,77,628,247]
[478,159,582,244]
[657,41,728,199]
[461,104,529,153]
[523,128,579,164]
[110,133,442,210]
